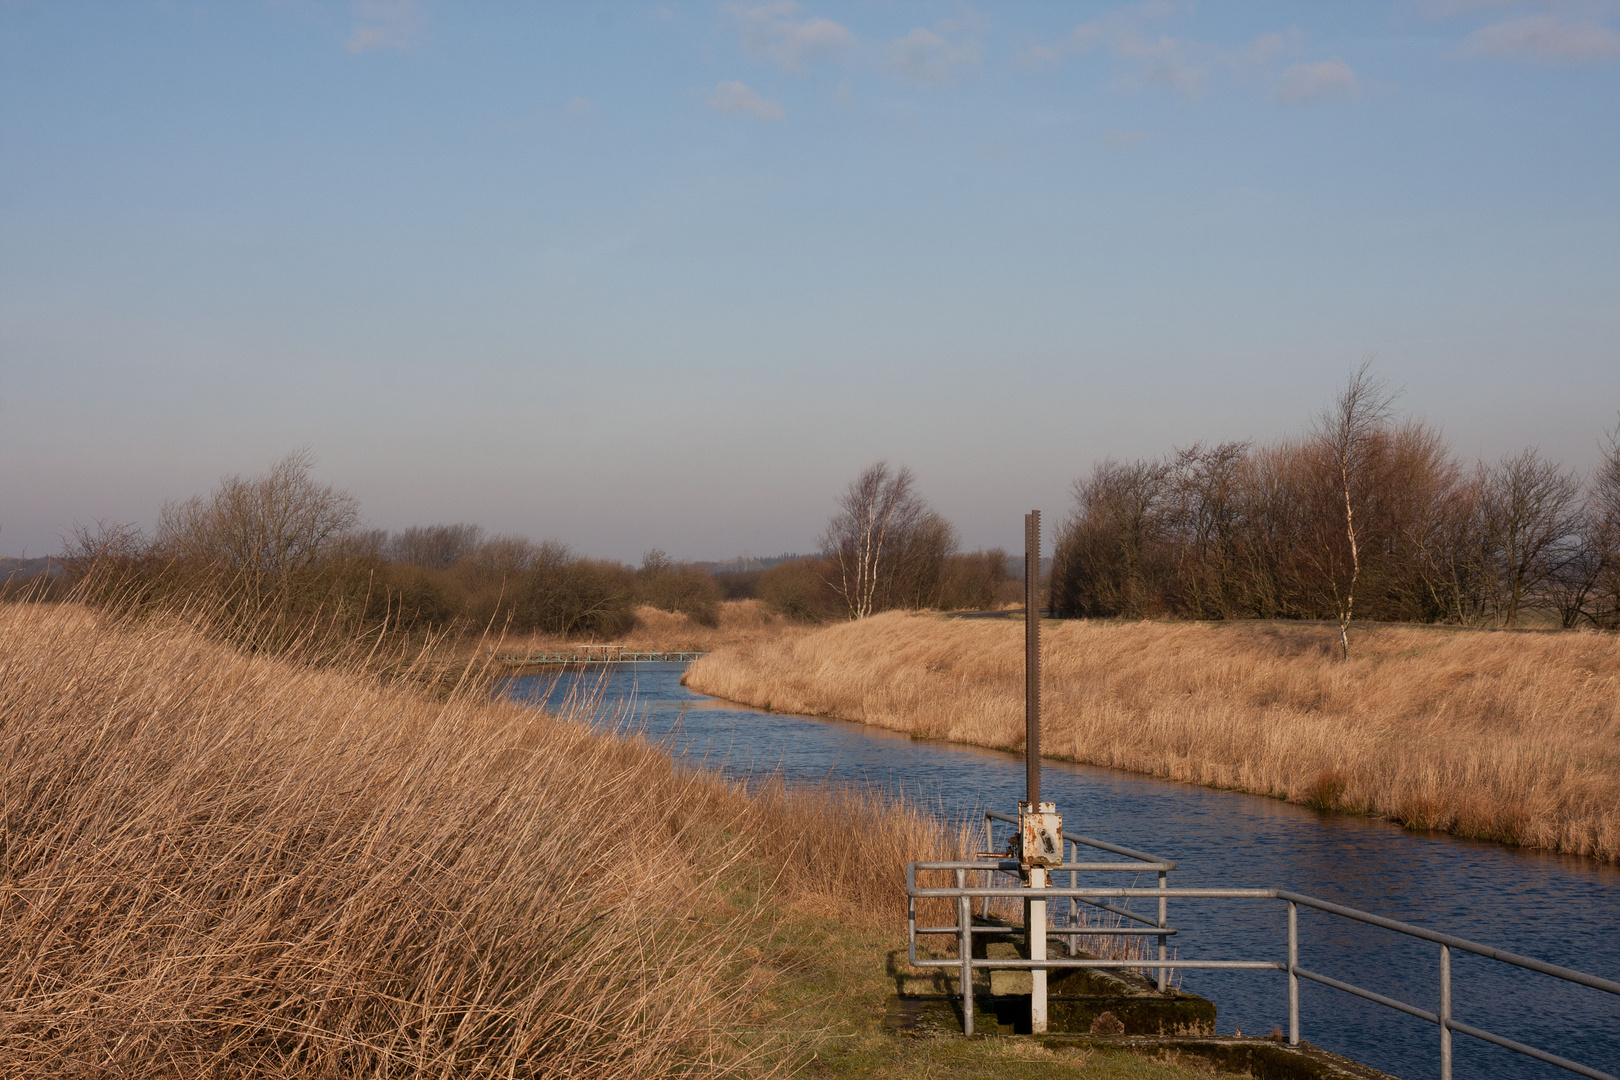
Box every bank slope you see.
[684,612,1620,861]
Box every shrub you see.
[517,548,636,638]
[758,557,841,622]
[712,569,762,600]
[634,550,721,626]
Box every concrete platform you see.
[889,923,1394,1079]
[882,996,1397,1079]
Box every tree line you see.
[49,453,1017,641]
[727,462,1014,621]
[60,452,726,643]
[1051,369,1620,636]
[60,374,1616,649]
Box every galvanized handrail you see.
[906,863,1620,1080]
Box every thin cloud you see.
[1102,129,1150,147]
[564,96,597,116]
[1027,5,1297,101]
[888,25,984,87]
[729,1,854,71]
[1229,28,1304,73]
[1274,57,1359,101]
[347,0,420,53]
[1417,0,1514,18]
[1464,14,1620,64]
[1025,6,1357,105]
[705,80,787,120]
[1111,34,1209,98]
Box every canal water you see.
[504,663,1619,1080]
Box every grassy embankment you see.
[685,612,1620,862]
[0,602,1221,1080]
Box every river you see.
[504,662,1619,1080]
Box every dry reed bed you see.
[479,600,811,659]
[685,613,1620,861]
[0,603,951,1078]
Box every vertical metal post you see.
[1029,866,1048,1033]
[1287,900,1300,1045]
[1439,944,1452,1080]
[981,816,992,919]
[1157,869,1169,992]
[1068,840,1078,957]
[958,868,974,1036]
[1026,511,1045,1035]
[1025,511,1041,808]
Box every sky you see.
[2,0,1617,562]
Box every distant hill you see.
[695,553,810,575]
[1,556,67,582]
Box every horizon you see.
[3,1,1617,561]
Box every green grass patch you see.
[745,904,1227,1079]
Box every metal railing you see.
[909,825,1620,1079]
[983,810,1175,990]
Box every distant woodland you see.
[14,369,1619,643]
[1051,370,1620,634]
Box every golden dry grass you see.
[0,602,954,1078]
[685,613,1620,861]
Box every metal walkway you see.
[494,649,705,666]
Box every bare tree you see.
[1165,442,1250,618]
[388,523,485,570]
[457,534,544,585]
[62,519,149,569]
[887,510,960,609]
[1590,418,1620,628]
[819,463,934,619]
[1408,467,1491,626]
[156,450,361,610]
[1478,448,1583,626]
[1310,363,1397,659]
[1051,457,1173,618]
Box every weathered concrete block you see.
[990,969,1032,995]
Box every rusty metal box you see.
[1019,801,1062,867]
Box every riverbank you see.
[683,612,1620,862]
[0,602,1221,1080]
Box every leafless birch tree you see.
[1311,363,1396,659]
[820,462,933,619]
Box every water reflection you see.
[504,663,1620,1080]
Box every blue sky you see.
[2,0,1617,561]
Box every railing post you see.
[1068,840,1078,957]
[981,816,992,919]
[1439,943,1452,1080]
[1030,866,1048,1033]
[908,889,916,960]
[1287,900,1299,1045]
[1157,869,1169,992]
[958,868,973,1036]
